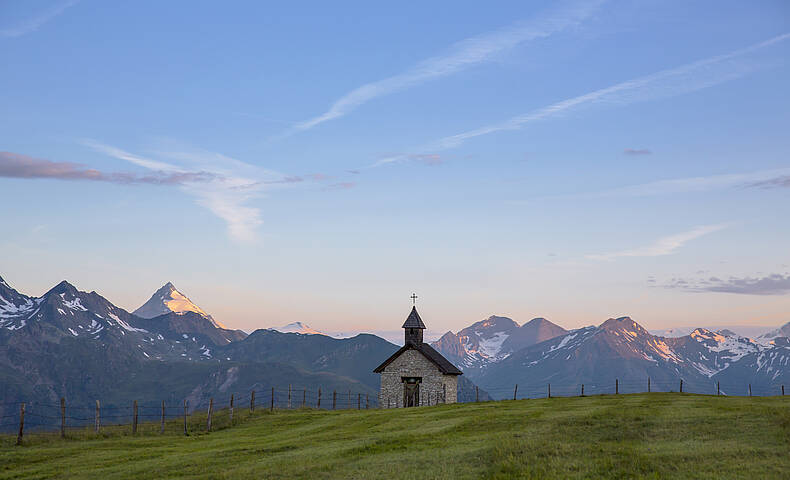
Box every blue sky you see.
[1,0,789,336]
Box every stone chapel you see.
[374,304,462,408]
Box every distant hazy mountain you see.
[276,322,324,335]
[651,325,775,339]
[134,282,224,328]
[756,321,790,344]
[432,315,567,374]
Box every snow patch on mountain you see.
[691,328,758,362]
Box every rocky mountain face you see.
[432,315,567,374]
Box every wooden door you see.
[403,382,419,407]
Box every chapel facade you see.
[374,305,462,408]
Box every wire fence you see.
[2,378,787,445]
[0,385,378,444]
[474,378,788,401]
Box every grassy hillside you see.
[2,393,789,479]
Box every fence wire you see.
[2,379,787,440]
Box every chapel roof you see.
[373,342,463,375]
[401,306,426,329]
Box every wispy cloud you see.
[663,273,790,295]
[423,33,790,153]
[82,141,292,243]
[325,182,356,190]
[586,224,727,261]
[291,1,602,133]
[623,148,651,156]
[584,167,790,199]
[0,151,217,185]
[0,0,78,38]
[748,175,790,189]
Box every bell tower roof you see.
[402,306,426,329]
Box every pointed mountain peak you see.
[45,280,79,296]
[475,315,518,330]
[133,283,225,329]
[599,316,647,334]
[522,317,551,327]
[154,282,177,294]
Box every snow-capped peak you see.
[133,283,225,328]
[277,322,324,335]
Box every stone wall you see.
[378,348,459,408]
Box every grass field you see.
[1,393,789,479]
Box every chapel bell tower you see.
[403,294,426,345]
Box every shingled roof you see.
[373,343,463,375]
[401,306,426,329]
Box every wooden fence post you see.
[271,387,275,412]
[288,384,292,409]
[317,388,322,409]
[160,400,165,434]
[548,383,551,399]
[648,377,651,393]
[333,390,337,410]
[207,398,213,432]
[95,400,100,434]
[183,400,188,436]
[60,397,66,439]
[717,382,720,396]
[783,385,785,396]
[358,393,361,409]
[16,403,25,446]
[302,388,306,408]
[443,383,446,403]
[749,384,752,397]
[250,390,255,413]
[513,384,518,400]
[616,379,619,395]
[581,384,584,396]
[475,386,479,402]
[230,394,234,424]
[132,400,138,434]
[366,393,369,409]
[133,400,138,434]
[680,379,683,393]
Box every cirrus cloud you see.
[663,273,790,295]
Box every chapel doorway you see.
[402,377,421,407]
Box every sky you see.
[1,0,789,337]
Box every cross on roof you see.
[410,293,418,305]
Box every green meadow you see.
[2,393,789,479]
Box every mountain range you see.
[3,272,788,427]
[0,275,484,429]
[431,314,790,399]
